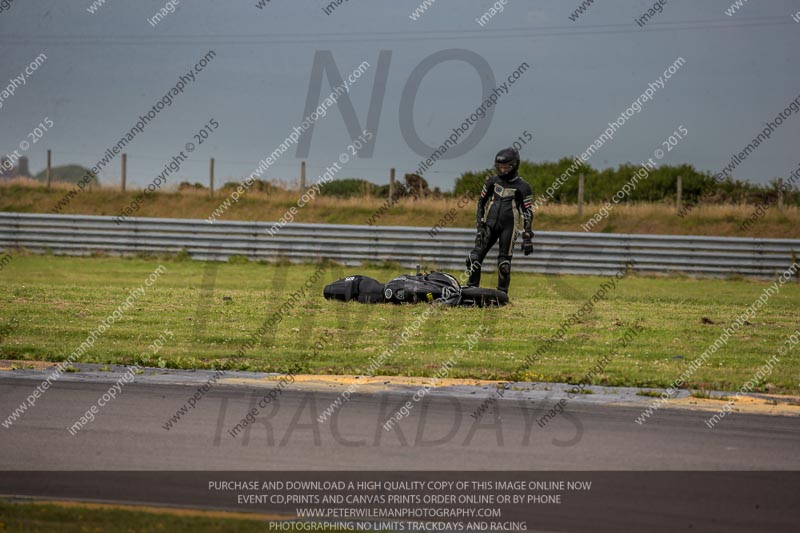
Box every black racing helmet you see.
[494,147,520,179]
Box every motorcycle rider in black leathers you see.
[466,148,533,294]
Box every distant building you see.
[0,155,31,179]
[17,156,30,177]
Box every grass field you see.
[2,180,799,238]
[1,254,798,394]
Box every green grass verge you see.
[1,254,798,394]
[0,500,281,533]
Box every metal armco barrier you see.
[0,212,798,278]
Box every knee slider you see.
[498,261,511,276]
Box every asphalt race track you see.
[1,370,799,471]
[2,369,799,532]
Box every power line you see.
[0,148,468,177]
[1,16,791,38]
[0,17,793,46]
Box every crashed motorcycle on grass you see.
[323,268,508,307]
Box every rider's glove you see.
[522,230,534,256]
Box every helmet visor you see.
[496,162,513,174]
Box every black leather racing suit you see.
[466,172,533,293]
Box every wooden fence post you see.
[121,153,127,192]
[46,149,52,190]
[300,161,306,191]
[209,158,215,197]
[676,175,683,213]
[577,173,584,218]
[389,167,396,198]
[777,178,784,213]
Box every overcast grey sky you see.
[0,0,798,191]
